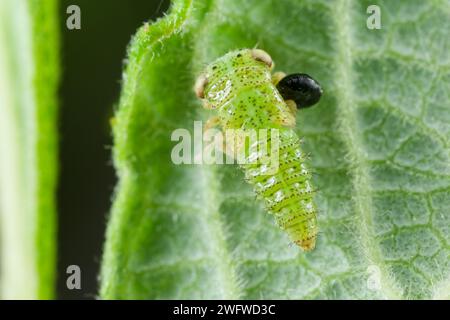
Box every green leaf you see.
[0,0,59,299]
[100,0,450,299]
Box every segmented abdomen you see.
[241,129,318,251]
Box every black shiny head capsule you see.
[276,73,323,109]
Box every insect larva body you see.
[195,49,321,251]
[242,128,317,250]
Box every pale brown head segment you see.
[251,49,274,69]
[194,73,208,99]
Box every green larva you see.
[195,49,322,251]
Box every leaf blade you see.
[101,0,450,299]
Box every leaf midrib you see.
[191,0,242,299]
[333,0,403,299]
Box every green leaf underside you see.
[101,0,450,299]
[0,0,59,299]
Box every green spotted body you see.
[197,49,318,250]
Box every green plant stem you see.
[0,0,59,299]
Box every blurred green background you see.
[58,0,169,299]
